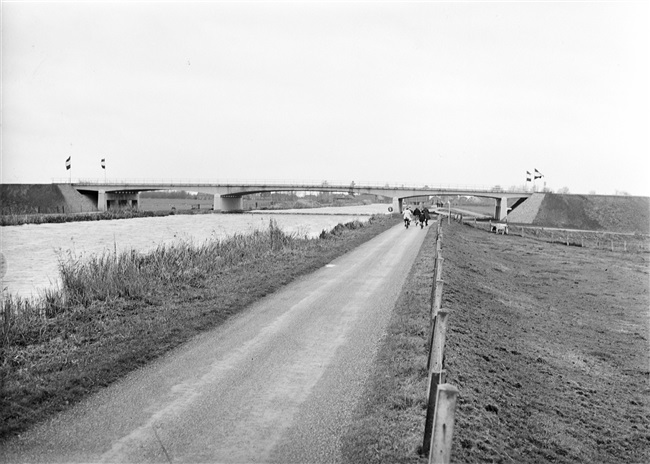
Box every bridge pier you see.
[392,197,403,214]
[98,190,107,212]
[70,183,531,217]
[495,197,508,221]
[214,195,243,213]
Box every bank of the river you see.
[0,215,400,440]
[0,207,214,227]
[341,221,649,463]
[2,207,390,298]
[0,203,386,227]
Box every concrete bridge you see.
[66,179,531,220]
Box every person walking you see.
[422,206,431,226]
[413,207,421,227]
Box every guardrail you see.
[51,177,525,194]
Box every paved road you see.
[2,222,431,464]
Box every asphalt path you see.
[2,222,431,464]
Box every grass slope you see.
[0,184,68,215]
[533,194,650,233]
[342,221,649,463]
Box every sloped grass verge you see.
[0,215,398,440]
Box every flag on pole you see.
[526,171,532,182]
[65,156,71,170]
[101,158,105,169]
[534,168,543,179]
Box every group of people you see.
[402,205,431,229]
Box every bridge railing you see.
[53,178,521,193]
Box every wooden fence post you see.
[429,384,460,464]
[431,252,444,311]
[432,279,444,317]
[427,310,449,374]
[430,256,443,312]
[435,256,444,282]
[422,370,446,456]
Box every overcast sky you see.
[2,1,648,195]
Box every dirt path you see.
[442,222,650,463]
[1,222,430,463]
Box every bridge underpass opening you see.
[101,192,140,212]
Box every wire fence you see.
[458,217,650,253]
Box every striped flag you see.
[534,168,543,179]
[65,156,71,170]
[526,171,531,182]
[101,158,105,169]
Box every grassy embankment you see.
[0,183,215,226]
[341,221,649,463]
[457,193,650,252]
[0,215,399,440]
[533,193,650,234]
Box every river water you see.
[0,204,392,298]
